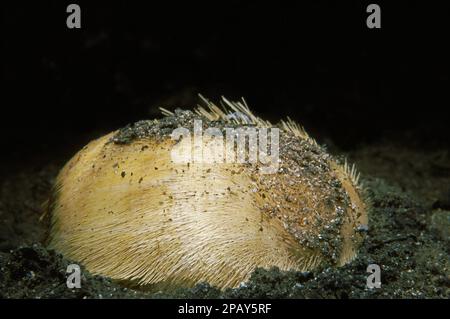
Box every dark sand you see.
[1,138,448,299]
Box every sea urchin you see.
[45,96,368,289]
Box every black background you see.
[2,298,445,318]
[3,1,449,168]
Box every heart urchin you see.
[44,96,368,289]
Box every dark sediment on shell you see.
[257,134,352,264]
[111,109,223,144]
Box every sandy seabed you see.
[0,141,449,298]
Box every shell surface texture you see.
[46,96,368,289]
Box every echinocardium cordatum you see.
[44,96,368,289]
